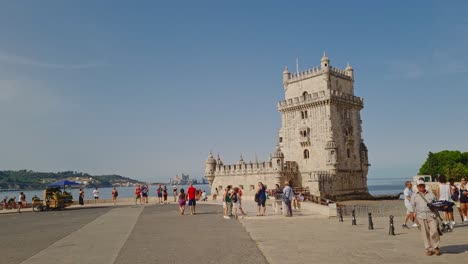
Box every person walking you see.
[222,187,228,219]
[459,177,468,222]
[173,186,178,202]
[93,188,99,204]
[436,175,455,229]
[449,178,463,222]
[187,183,197,215]
[157,184,163,204]
[79,189,85,205]
[178,188,186,215]
[282,181,294,217]
[402,181,419,228]
[112,187,118,205]
[255,182,267,216]
[141,184,149,204]
[17,192,26,213]
[411,179,441,256]
[163,185,168,204]
[135,184,142,205]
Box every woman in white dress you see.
[436,175,455,229]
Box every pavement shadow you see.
[441,244,468,254]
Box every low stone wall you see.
[300,202,337,218]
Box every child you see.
[178,188,186,215]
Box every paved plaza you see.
[1,200,467,264]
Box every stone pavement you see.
[239,202,468,264]
[0,203,267,264]
[2,198,467,264]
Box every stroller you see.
[428,200,455,234]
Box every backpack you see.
[232,194,238,203]
[451,187,459,201]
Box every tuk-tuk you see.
[32,180,77,212]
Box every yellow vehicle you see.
[32,180,77,212]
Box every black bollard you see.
[338,207,343,222]
[368,212,374,230]
[389,215,395,235]
[351,209,357,225]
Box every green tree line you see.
[418,150,468,181]
[0,170,141,190]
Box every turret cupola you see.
[204,151,217,185]
[272,144,284,158]
[282,66,291,88]
[216,154,223,165]
[345,62,354,80]
[272,144,284,171]
[320,52,330,68]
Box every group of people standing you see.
[2,192,26,213]
[403,176,468,256]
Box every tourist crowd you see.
[403,176,468,256]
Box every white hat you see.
[416,179,425,185]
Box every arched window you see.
[302,91,309,98]
[304,110,308,119]
[347,148,351,158]
[304,149,310,159]
[301,111,304,119]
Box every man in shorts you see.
[403,181,418,228]
[93,188,99,204]
[187,183,196,215]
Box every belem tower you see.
[205,53,371,201]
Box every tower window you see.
[301,111,304,119]
[304,149,310,159]
[302,91,309,98]
[304,111,308,119]
[279,137,283,143]
[347,148,351,158]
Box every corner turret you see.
[282,66,290,89]
[272,144,284,171]
[345,62,354,80]
[204,151,216,185]
[320,52,330,69]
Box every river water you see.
[0,178,407,201]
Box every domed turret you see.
[205,151,216,185]
[282,66,291,88]
[320,52,330,68]
[345,62,354,79]
[272,144,284,171]
[216,154,223,166]
[238,154,245,165]
[272,144,284,158]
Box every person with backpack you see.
[449,178,463,222]
[436,175,455,230]
[411,179,441,256]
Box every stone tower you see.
[278,53,370,200]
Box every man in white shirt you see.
[403,181,418,228]
[93,188,99,204]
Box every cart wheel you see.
[32,203,42,212]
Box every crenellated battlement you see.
[288,67,324,83]
[286,65,352,85]
[214,160,298,176]
[277,89,364,111]
[330,67,352,80]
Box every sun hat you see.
[416,179,425,186]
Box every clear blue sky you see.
[0,1,467,182]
